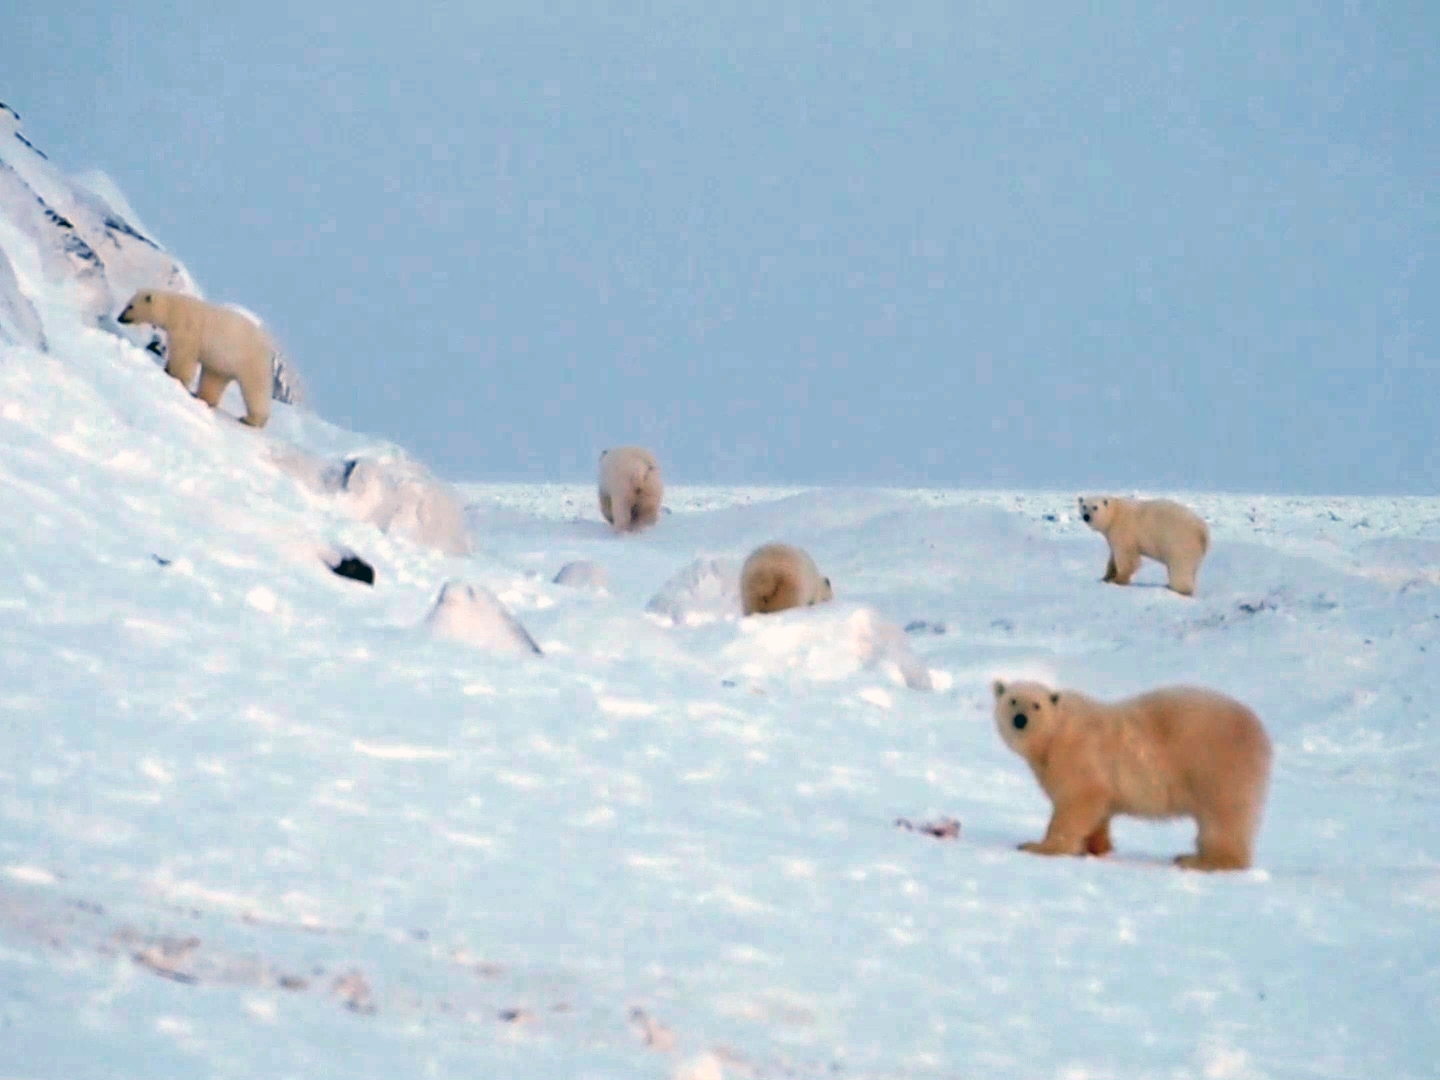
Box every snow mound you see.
[423,580,542,655]
[272,445,470,556]
[645,556,743,624]
[333,455,470,556]
[553,559,609,589]
[723,602,935,691]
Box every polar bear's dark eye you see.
[1012,713,1028,731]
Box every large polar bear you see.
[1077,495,1210,596]
[740,543,834,616]
[992,679,1272,871]
[597,446,663,533]
[118,289,274,428]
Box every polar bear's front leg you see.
[164,333,200,389]
[1020,791,1108,856]
[1109,545,1141,586]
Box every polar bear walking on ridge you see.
[992,679,1272,871]
[597,446,663,533]
[1078,495,1209,596]
[118,289,274,428]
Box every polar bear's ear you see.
[1050,692,1060,705]
[992,679,1006,698]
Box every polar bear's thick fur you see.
[740,543,834,616]
[118,289,273,428]
[993,679,1272,871]
[597,446,663,533]
[1078,495,1210,596]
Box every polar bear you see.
[597,446,663,533]
[741,543,834,616]
[117,290,274,428]
[992,679,1272,871]
[1077,495,1209,596]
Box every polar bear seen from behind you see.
[118,289,274,428]
[597,446,663,533]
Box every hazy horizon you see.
[5,4,1437,493]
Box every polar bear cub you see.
[597,446,663,533]
[992,679,1272,871]
[118,289,274,428]
[1078,495,1209,596]
[741,543,834,616]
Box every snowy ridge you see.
[0,103,302,403]
[1,111,1439,1079]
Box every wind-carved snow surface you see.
[1,117,1440,1080]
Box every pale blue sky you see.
[6,3,1437,491]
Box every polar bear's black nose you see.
[1082,512,1090,523]
[1012,713,1028,731]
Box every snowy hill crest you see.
[0,102,302,403]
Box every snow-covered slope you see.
[0,103,302,403]
[1,114,1438,1079]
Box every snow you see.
[1,118,1438,1080]
[424,580,544,656]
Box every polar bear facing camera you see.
[992,679,1272,871]
[118,289,274,428]
[597,446,663,533]
[741,543,834,616]
[1078,495,1209,596]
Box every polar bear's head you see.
[1076,495,1115,532]
[992,679,1062,758]
[117,290,167,327]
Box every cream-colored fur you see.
[993,679,1272,871]
[1078,495,1210,596]
[740,543,834,616]
[597,446,663,533]
[118,289,274,428]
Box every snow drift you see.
[423,579,543,655]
